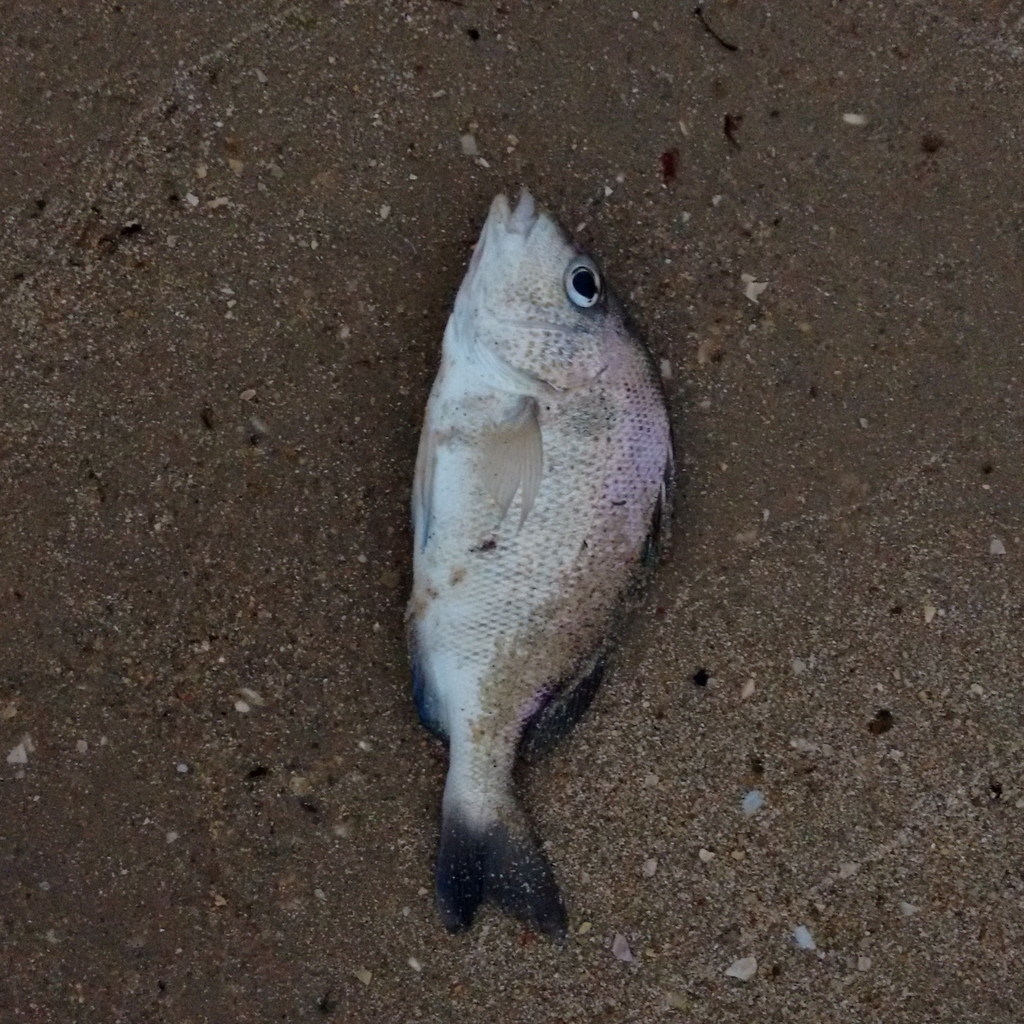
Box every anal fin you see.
[411,647,447,741]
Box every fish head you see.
[451,190,620,392]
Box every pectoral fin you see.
[479,398,543,529]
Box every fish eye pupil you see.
[570,266,598,304]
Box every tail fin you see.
[436,797,567,940]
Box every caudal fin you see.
[436,799,567,940]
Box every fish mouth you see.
[501,189,539,236]
[461,190,540,292]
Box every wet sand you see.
[2,2,1022,1021]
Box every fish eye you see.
[564,257,602,308]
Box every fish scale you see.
[408,190,672,938]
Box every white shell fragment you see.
[792,925,817,950]
[843,112,868,126]
[7,742,29,765]
[459,133,479,157]
[923,605,937,624]
[990,537,1006,555]
[740,273,768,303]
[725,956,758,981]
[742,790,765,816]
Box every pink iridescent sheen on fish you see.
[407,190,673,939]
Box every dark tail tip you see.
[436,808,567,941]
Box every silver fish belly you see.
[407,190,673,939]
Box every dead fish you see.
[407,190,673,939]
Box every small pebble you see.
[924,605,936,624]
[838,861,860,879]
[665,991,691,1011]
[76,739,89,754]
[724,956,757,981]
[240,388,257,402]
[741,679,756,699]
[234,700,251,713]
[611,933,633,962]
[166,830,179,844]
[659,358,672,380]
[354,969,372,986]
[185,192,199,206]
[857,955,872,971]
[578,921,592,935]
[642,857,658,878]
[379,204,391,220]
[698,848,715,863]
[741,273,768,303]
[460,133,479,157]
[970,683,984,696]
[314,888,326,901]
[407,956,422,973]
[166,235,178,248]
[899,901,919,916]
[990,537,1006,555]
[843,112,868,126]
[792,658,806,675]
[792,925,817,950]
[238,688,264,706]
[742,790,765,816]
[176,763,189,774]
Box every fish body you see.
[407,191,672,938]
